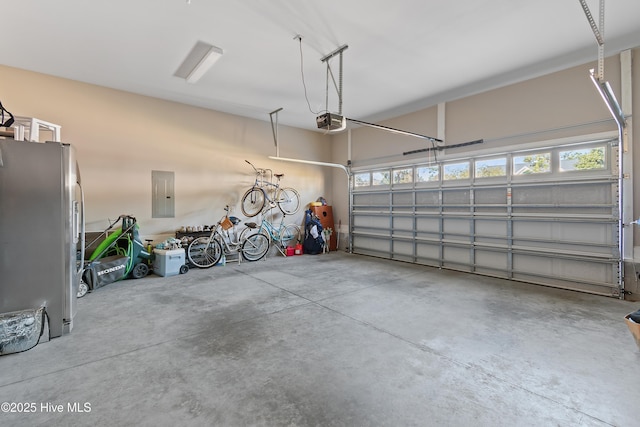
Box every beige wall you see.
[0,65,332,241]
[330,49,639,252]
[3,47,638,250]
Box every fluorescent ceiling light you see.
[174,41,223,84]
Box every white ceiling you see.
[4,1,640,132]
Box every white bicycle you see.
[241,160,300,218]
[187,206,269,268]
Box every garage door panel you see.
[512,206,612,215]
[416,242,440,262]
[475,250,509,275]
[353,193,388,206]
[475,219,507,237]
[553,184,611,204]
[511,185,610,204]
[512,241,613,257]
[513,222,553,240]
[443,190,470,204]
[475,188,507,204]
[476,249,508,269]
[354,215,390,229]
[513,253,613,284]
[475,206,508,214]
[353,235,389,255]
[512,186,549,204]
[554,222,615,244]
[443,218,469,234]
[392,216,413,231]
[443,245,470,264]
[351,137,620,297]
[416,191,439,206]
[513,221,614,246]
[392,192,413,205]
[416,217,440,233]
[392,240,414,257]
[415,206,440,214]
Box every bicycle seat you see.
[274,173,284,179]
[245,222,258,228]
[229,216,242,225]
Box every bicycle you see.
[187,206,269,268]
[248,211,302,255]
[241,160,301,218]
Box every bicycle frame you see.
[242,160,301,218]
[257,217,282,242]
[254,213,300,251]
[211,226,240,256]
[247,164,281,206]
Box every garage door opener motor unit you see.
[316,112,345,131]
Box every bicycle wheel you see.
[187,236,223,268]
[241,233,270,261]
[276,187,300,215]
[279,224,301,248]
[241,187,266,217]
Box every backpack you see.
[303,209,324,255]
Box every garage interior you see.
[0,253,637,425]
[2,1,640,425]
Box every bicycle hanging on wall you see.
[241,160,301,218]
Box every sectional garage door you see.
[350,136,622,297]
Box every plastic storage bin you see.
[153,248,186,277]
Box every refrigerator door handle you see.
[77,180,86,275]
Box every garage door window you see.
[393,168,413,184]
[372,171,390,186]
[513,152,551,175]
[354,172,371,187]
[443,162,470,180]
[475,157,507,178]
[559,146,606,171]
[416,165,439,183]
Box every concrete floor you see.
[1,251,639,426]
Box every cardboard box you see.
[624,314,640,350]
[153,248,185,277]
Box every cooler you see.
[153,248,186,277]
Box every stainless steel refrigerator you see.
[0,139,83,339]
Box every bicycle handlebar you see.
[245,159,273,178]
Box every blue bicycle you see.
[248,213,301,254]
